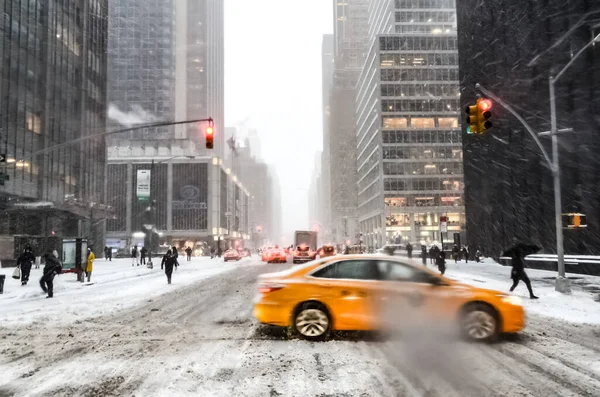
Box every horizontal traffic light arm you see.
[31,117,214,157]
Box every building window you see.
[26,111,41,133]
[438,117,458,128]
[411,118,435,129]
[383,117,408,129]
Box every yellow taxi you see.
[254,255,524,342]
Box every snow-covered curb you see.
[443,258,600,325]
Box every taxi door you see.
[307,259,382,331]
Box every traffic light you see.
[464,98,493,134]
[205,123,214,149]
[465,103,479,134]
[477,98,493,133]
[562,213,587,229]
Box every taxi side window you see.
[377,261,415,282]
[313,260,380,280]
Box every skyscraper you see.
[456,0,600,255]
[356,0,464,248]
[0,0,109,255]
[320,34,334,241]
[107,0,176,140]
[328,0,369,244]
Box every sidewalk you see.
[0,256,250,327]
[441,258,600,325]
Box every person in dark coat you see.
[131,245,138,267]
[40,252,62,298]
[172,246,179,268]
[452,245,460,263]
[421,245,427,266]
[161,249,176,284]
[104,246,112,261]
[185,246,192,261]
[140,246,147,266]
[406,243,413,259]
[436,251,446,275]
[429,246,435,264]
[461,246,469,263]
[17,246,36,286]
[503,243,539,299]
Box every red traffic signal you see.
[205,125,214,149]
[478,98,492,112]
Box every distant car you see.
[262,247,274,262]
[293,244,316,264]
[240,248,251,257]
[254,255,525,342]
[318,245,336,258]
[224,249,241,262]
[268,248,287,263]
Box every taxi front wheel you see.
[293,302,331,341]
[460,302,500,343]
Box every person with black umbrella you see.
[502,241,539,299]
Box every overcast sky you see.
[224,0,333,241]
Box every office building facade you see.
[356,0,464,248]
[0,0,109,259]
[457,0,600,256]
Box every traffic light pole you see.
[477,82,570,293]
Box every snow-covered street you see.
[1,258,600,397]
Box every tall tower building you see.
[320,34,334,242]
[329,0,369,245]
[356,0,464,248]
[175,0,225,157]
[108,0,176,140]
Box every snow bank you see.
[443,258,600,325]
[0,257,243,327]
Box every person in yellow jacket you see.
[86,247,95,282]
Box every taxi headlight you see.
[501,295,522,306]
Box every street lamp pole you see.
[549,77,568,292]
[476,33,600,294]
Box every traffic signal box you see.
[465,98,493,134]
[562,213,587,229]
[205,125,214,149]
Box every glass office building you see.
[356,0,464,247]
[0,0,108,248]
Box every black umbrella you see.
[502,243,540,258]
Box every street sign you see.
[440,216,448,233]
[0,154,6,162]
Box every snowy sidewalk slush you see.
[0,256,250,327]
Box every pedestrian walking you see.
[429,246,435,264]
[140,246,147,266]
[104,246,112,261]
[421,245,427,266]
[210,246,215,259]
[185,246,192,261]
[436,250,446,275]
[475,249,482,263]
[86,247,95,282]
[131,245,138,266]
[461,246,469,263]
[161,249,176,284]
[502,242,539,299]
[40,251,62,298]
[172,246,179,268]
[406,243,413,259]
[452,244,460,263]
[16,246,35,286]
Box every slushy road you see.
[1,258,599,397]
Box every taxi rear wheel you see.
[460,303,499,343]
[293,302,331,341]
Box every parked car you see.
[224,249,241,262]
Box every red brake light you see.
[258,284,285,294]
